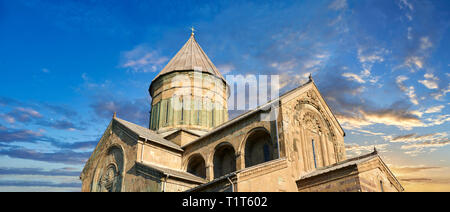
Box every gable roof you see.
[152,33,225,83]
[158,128,207,139]
[298,150,404,191]
[113,117,183,152]
[299,150,379,180]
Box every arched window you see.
[181,96,184,121]
[263,144,270,162]
[244,130,274,168]
[197,110,200,124]
[213,144,236,178]
[187,155,206,178]
[165,99,170,124]
[92,146,124,192]
[312,139,317,169]
[211,108,215,127]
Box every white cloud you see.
[425,114,450,126]
[0,114,15,124]
[431,84,450,100]
[407,27,413,40]
[271,60,297,72]
[120,44,168,73]
[419,79,438,89]
[336,108,425,131]
[278,72,309,90]
[342,72,365,83]
[420,37,433,50]
[16,107,43,118]
[418,73,439,90]
[271,54,329,90]
[79,73,111,90]
[217,64,235,74]
[401,140,450,150]
[396,75,419,105]
[405,56,424,70]
[357,47,387,64]
[355,129,385,136]
[424,105,444,114]
[424,73,438,80]
[410,110,423,118]
[384,132,448,143]
[384,131,449,156]
[329,0,347,11]
[354,47,386,84]
[398,0,414,11]
[346,143,388,157]
[301,53,330,72]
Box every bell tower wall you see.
[149,71,229,133]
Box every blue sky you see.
[0,0,449,191]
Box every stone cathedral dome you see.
[148,32,229,137]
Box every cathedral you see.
[80,32,404,192]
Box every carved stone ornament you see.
[295,89,337,142]
[99,164,118,191]
[302,112,321,133]
[306,90,318,102]
[296,90,320,110]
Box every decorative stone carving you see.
[99,164,119,192]
[296,91,320,110]
[295,89,337,142]
[302,112,322,133]
[306,90,319,102]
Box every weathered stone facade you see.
[148,33,229,134]
[296,151,403,192]
[80,33,403,192]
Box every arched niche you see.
[213,143,236,178]
[186,154,206,178]
[244,129,274,168]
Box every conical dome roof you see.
[152,33,225,82]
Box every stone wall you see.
[132,166,163,192]
[298,174,361,192]
[278,82,346,181]
[236,158,297,192]
[165,178,200,192]
[182,112,277,181]
[138,141,182,170]
[296,157,403,192]
[357,159,400,192]
[82,120,185,192]
[149,71,229,132]
[81,120,139,191]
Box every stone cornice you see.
[237,158,288,182]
